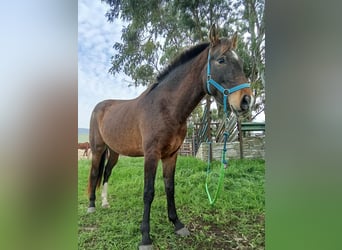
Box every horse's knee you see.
[164,181,174,195]
[143,188,155,204]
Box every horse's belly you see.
[99,105,144,156]
[113,143,144,157]
[102,127,143,156]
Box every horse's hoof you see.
[87,207,96,213]
[138,244,153,250]
[176,227,190,236]
[102,203,110,208]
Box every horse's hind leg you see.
[101,149,119,208]
[87,146,106,213]
[162,154,190,236]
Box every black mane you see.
[156,42,209,82]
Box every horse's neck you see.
[166,51,208,123]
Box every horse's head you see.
[204,25,254,117]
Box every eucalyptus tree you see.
[101,0,265,121]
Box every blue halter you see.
[206,51,251,113]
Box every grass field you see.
[78,156,264,249]
[78,134,89,143]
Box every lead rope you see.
[205,113,230,205]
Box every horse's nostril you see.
[244,95,251,104]
[241,95,251,111]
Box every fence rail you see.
[241,122,265,131]
[179,104,265,159]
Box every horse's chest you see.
[159,126,187,157]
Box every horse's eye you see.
[217,58,225,64]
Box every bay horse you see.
[87,25,254,249]
[78,142,90,157]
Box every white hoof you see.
[176,227,190,236]
[87,207,96,213]
[102,202,110,208]
[139,245,153,250]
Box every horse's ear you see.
[209,24,219,46]
[232,32,238,49]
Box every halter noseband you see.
[206,51,251,113]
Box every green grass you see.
[78,134,89,143]
[78,156,264,249]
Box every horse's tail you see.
[88,148,108,195]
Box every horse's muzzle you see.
[240,95,252,112]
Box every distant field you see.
[78,156,265,249]
[78,134,89,143]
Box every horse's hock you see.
[195,136,265,161]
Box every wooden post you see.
[208,141,212,162]
[192,135,196,156]
[206,96,212,161]
[238,120,244,159]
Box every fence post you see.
[238,120,244,159]
[206,97,213,162]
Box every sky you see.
[78,0,145,128]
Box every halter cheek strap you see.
[206,52,251,113]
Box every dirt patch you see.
[185,213,265,249]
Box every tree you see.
[102,0,265,121]
[102,0,242,85]
[240,0,265,120]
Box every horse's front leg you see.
[162,154,190,236]
[140,154,159,249]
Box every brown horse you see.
[87,25,254,249]
[78,142,90,157]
